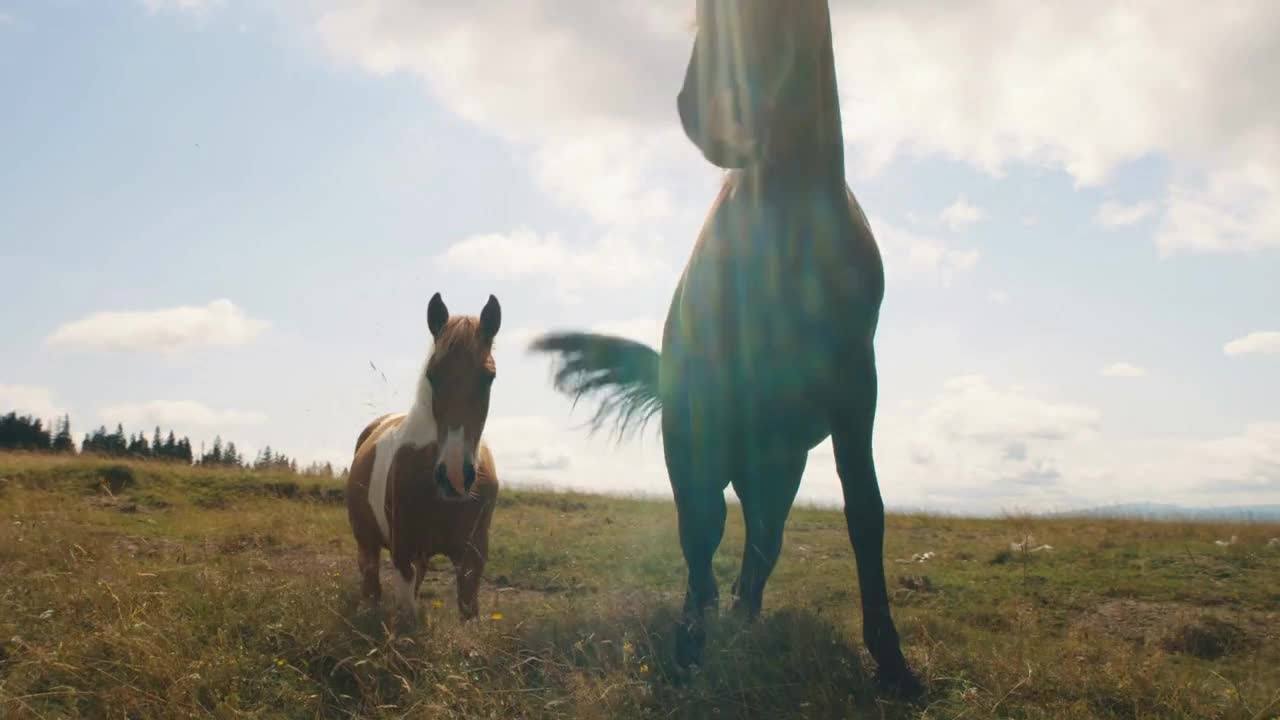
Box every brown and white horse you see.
[347,292,501,620]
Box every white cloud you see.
[1187,422,1280,494]
[1118,423,1280,503]
[141,0,224,15]
[896,375,1101,509]
[831,1,1280,255]
[44,299,269,354]
[98,400,267,432]
[1156,162,1280,255]
[439,228,667,303]
[307,1,1279,257]
[1101,362,1147,378]
[871,215,979,288]
[312,1,693,229]
[1224,331,1280,356]
[0,384,65,420]
[986,289,1011,304]
[923,375,1100,444]
[480,414,666,493]
[939,197,984,230]
[1096,201,1155,228]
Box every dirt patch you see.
[88,465,135,494]
[111,535,186,561]
[214,532,282,555]
[1161,615,1247,659]
[896,575,937,593]
[1075,600,1267,658]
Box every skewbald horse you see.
[529,0,922,697]
[347,292,501,620]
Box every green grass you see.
[1,452,1278,719]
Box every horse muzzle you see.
[434,459,477,502]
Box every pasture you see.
[1,452,1277,719]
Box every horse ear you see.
[427,292,449,338]
[479,294,501,340]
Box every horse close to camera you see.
[529,0,921,696]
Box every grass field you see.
[1,452,1277,719]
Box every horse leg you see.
[389,550,419,620]
[730,449,806,618]
[412,554,428,603]
[829,349,922,697]
[665,426,729,668]
[357,542,381,604]
[452,535,487,622]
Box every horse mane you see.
[434,316,490,358]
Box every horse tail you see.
[528,332,662,440]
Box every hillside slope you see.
[1,453,1277,719]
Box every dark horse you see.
[529,0,921,696]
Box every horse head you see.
[424,292,500,501]
[677,0,841,170]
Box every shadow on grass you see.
[311,585,918,719]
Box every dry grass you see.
[1,452,1278,719]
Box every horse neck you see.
[751,10,845,191]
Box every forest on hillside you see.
[0,410,340,477]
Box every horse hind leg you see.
[730,449,806,619]
[829,349,922,698]
[357,543,382,604]
[665,431,730,668]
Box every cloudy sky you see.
[2,0,1277,514]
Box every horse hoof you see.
[674,621,707,669]
[876,666,925,701]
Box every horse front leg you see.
[830,349,922,699]
[452,533,488,622]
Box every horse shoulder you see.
[355,412,398,455]
[387,442,436,514]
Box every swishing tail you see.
[528,332,662,440]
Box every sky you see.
[1,0,1278,515]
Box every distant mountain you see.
[1046,502,1280,522]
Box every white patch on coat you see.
[399,351,439,448]
[367,418,401,544]
[367,346,443,545]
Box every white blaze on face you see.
[438,426,468,494]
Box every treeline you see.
[0,410,339,478]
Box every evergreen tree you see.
[153,427,163,455]
[224,441,241,467]
[51,414,75,454]
[0,412,53,451]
